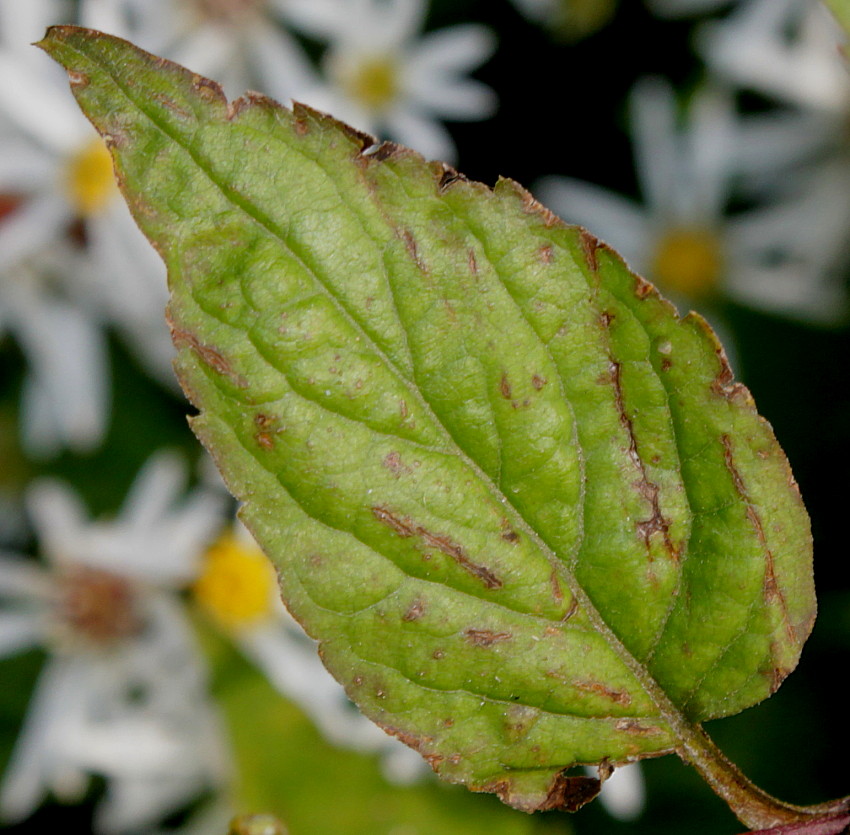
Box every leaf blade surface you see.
[38,26,816,813]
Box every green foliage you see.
[39,26,815,817]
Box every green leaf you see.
[38,27,815,818]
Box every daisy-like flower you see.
[0,243,109,457]
[292,0,497,163]
[89,0,322,104]
[193,521,429,785]
[697,0,850,114]
[535,76,849,324]
[0,451,228,833]
[0,0,175,395]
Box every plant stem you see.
[677,723,850,830]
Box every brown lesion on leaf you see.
[573,680,632,706]
[191,74,226,106]
[468,248,479,276]
[255,432,274,450]
[170,325,247,387]
[402,597,426,621]
[720,435,797,649]
[531,374,547,390]
[536,770,604,813]
[437,164,468,192]
[710,349,753,405]
[633,274,656,299]
[383,451,412,477]
[606,357,679,563]
[499,372,513,400]
[67,69,90,89]
[371,506,503,589]
[464,628,512,647]
[538,244,554,264]
[400,227,427,271]
[579,228,602,272]
[614,718,657,734]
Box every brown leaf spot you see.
[443,717,455,727]
[468,249,478,276]
[464,628,512,647]
[538,771,603,813]
[499,372,512,400]
[579,228,601,272]
[438,164,467,192]
[432,649,445,660]
[192,74,225,104]
[538,244,554,264]
[574,680,632,706]
[614,719,656,734]
[255,432,274,450]
[371,506,503,589]
[501,529,520,543]
[721,435,796,644]
[254,413,274,429]
[402,598,425,621]
[383,451,412,477]
[531,374,547,390]
[634,274,655,299]
[67,70,89,88]
[170,326,246,387]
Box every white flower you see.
[0,0,176,454]
[697,0,850,113]
[535,76,849,324]
[292,0,497,163]
[0,244,110,457]
[583,762,646,821]
[193,520,429,785]
[0,451,228,833]
[89,0,320,104]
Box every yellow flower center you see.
[57,566,142,647]
[194,531,276,629]
[346,56,399,112]
[65,138,116,216]
[650,226,724,300]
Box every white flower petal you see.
[384,106,457,162]
[408,25,497,77]
[628,76,679,218]
[0,611,43,658]
[0,51,89,153]
[0,554,50,600]
[597,763,645,821]
[249,23,320,105]
[0,655,85,822]
[0,195,70,272]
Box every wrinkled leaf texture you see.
[41,27,816,814]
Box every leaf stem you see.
[677,724,850,830]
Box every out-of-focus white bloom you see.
[0,0,175,457]
[646,0,736,19]
[193,521,429,785]
[698,0,850,114]
[292,0,497,163]
[0,244,109,456]
[90,0,320,104]
[583,762,645,821]
[535,76,849,324]
[0,452,228,833]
